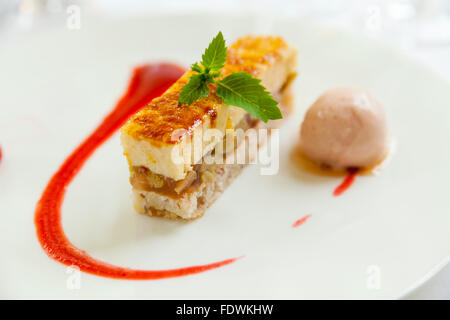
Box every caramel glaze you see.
[122,36,288,145]
[128,75,221,146]
[291,144,387,177]
[132,165,201,198]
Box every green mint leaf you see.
[190,62,203,73]
[178,73,210,105]
[216,72,282,123]
[179,32,281,122]
[201,31,227,72]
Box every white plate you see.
[1,14,450,299]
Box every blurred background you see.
[0,0,449,299]
[0,0,450,96]
[1,0,450,78]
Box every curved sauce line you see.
[34,64,240,280]
[292,214,312,228]
[333,167,358,197]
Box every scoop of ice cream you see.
[299,87,389,169]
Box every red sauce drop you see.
[34,64,241,280]
[292,214,312,228]
[333,167,359,197]
[0,146,2,163]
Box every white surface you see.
[401,46,450,300]
[1,14,450,299]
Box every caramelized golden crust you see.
[224,36,287,76]
[122,36,289,145]
[125,73,221,146]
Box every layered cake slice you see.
[121,36,297,219]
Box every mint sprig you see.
[201,31,227,71]
[178,73,210,105]
[217,72,282,122]
[178,31,282,123]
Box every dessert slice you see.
[121,36,297,219]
